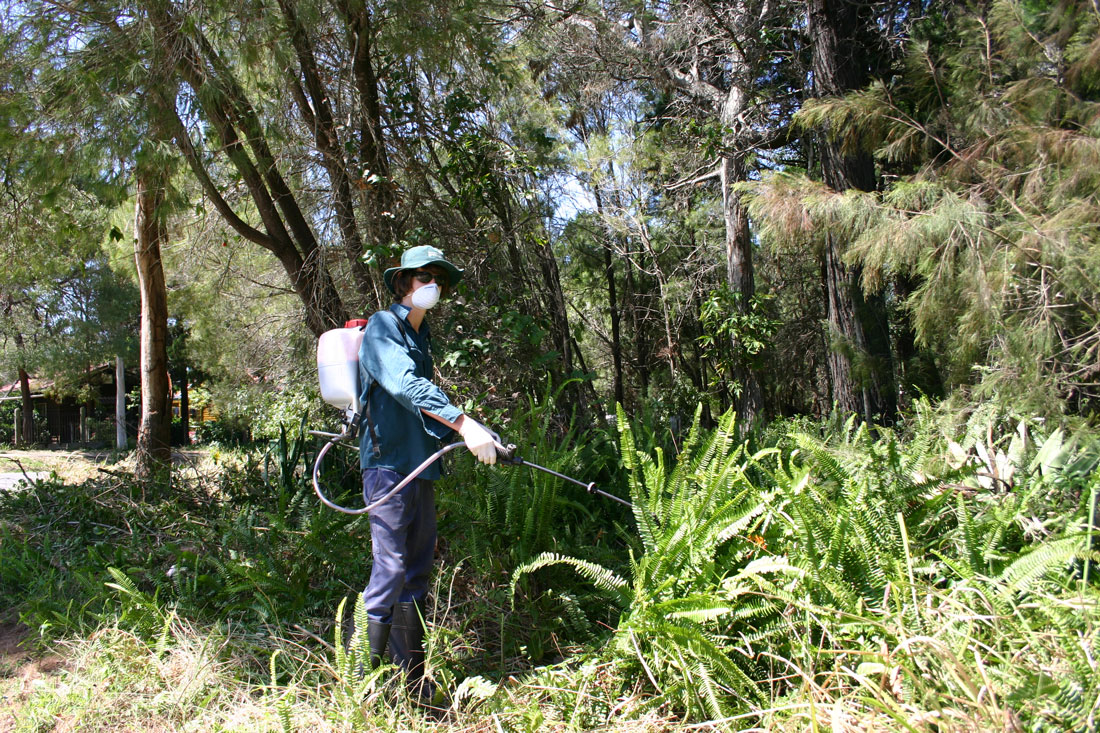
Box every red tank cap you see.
[344,318,369,328]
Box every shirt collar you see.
[389,303,429,337]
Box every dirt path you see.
[0,472,48,492]
[0,449,120,484]
[0,622,67,732]
[0,449,211,487]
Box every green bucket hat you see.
[382,245,464,294]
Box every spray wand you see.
[309,428,630,516]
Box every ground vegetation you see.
[1,0,1099,729]
[2,398,1098,730]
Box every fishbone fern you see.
[512,406,774,719]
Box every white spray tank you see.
[317,318,369,425]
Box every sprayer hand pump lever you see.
[311,431,630,515]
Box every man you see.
[357,244,497,702]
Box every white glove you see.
[458,417,497,465]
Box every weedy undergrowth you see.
[513,404,775,721]
[442,380,622,566]
[737,406,1100,731]
[511,402,1100,729]
[3,400,1098,731]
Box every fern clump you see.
[514,405,777,720]
[513,402,1100,729]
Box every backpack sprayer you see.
[311,319,630,515]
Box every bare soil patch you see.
[0,622,68,733]
[0,448,211,485]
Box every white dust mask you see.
[410,282,441,310]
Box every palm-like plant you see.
[513,405,774,719]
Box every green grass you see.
[1,400,1098,731]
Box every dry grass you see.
[0,448,223,485]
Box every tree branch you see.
[278,0,375,301]
[163,103,274,250]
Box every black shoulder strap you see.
[364,309,408,458]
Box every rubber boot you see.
[390,600,436,704]
[367,620,391,670]
[345,614,390,679]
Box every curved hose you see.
[310,428,630,514]
[311,429,467,515]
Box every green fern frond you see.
[154,610,174,659]
[631,487,660,556]
[511,552,631,607]
[106,566,167,633]
[269,650,293,733]
[647,522,698,583]
[333,595,349,675]
[697,496,767,552]
[729,596,783,624]
[644,620,767,705]
[652,594,735,624]
[956,493,985,574]
[998,535,1096,594]
[616,402,640,478]
[694,660,726,720]
[352,594,371,675]
[791,432,854,493]
[666,404,706,498]
[852,498,903,562]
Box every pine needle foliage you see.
[747,0,1100,416]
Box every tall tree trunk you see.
[822,237,869,417]
[134,164,172,486]
[807,0,896,423]
[624,262,649,402]
[280,0,378,307]
[17,364,34,447]
[532,239,574,374]
[150,6,348,336]
[593,173,626,411]
[720,152,765,427]
[340,0,402,304]
[179,363,190,446]
[644,2,768,426]
[603,238,625,409]
[116,355,127,450]
[1,297,32,446]
[715,35,765,428]
[10,313,35,445]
